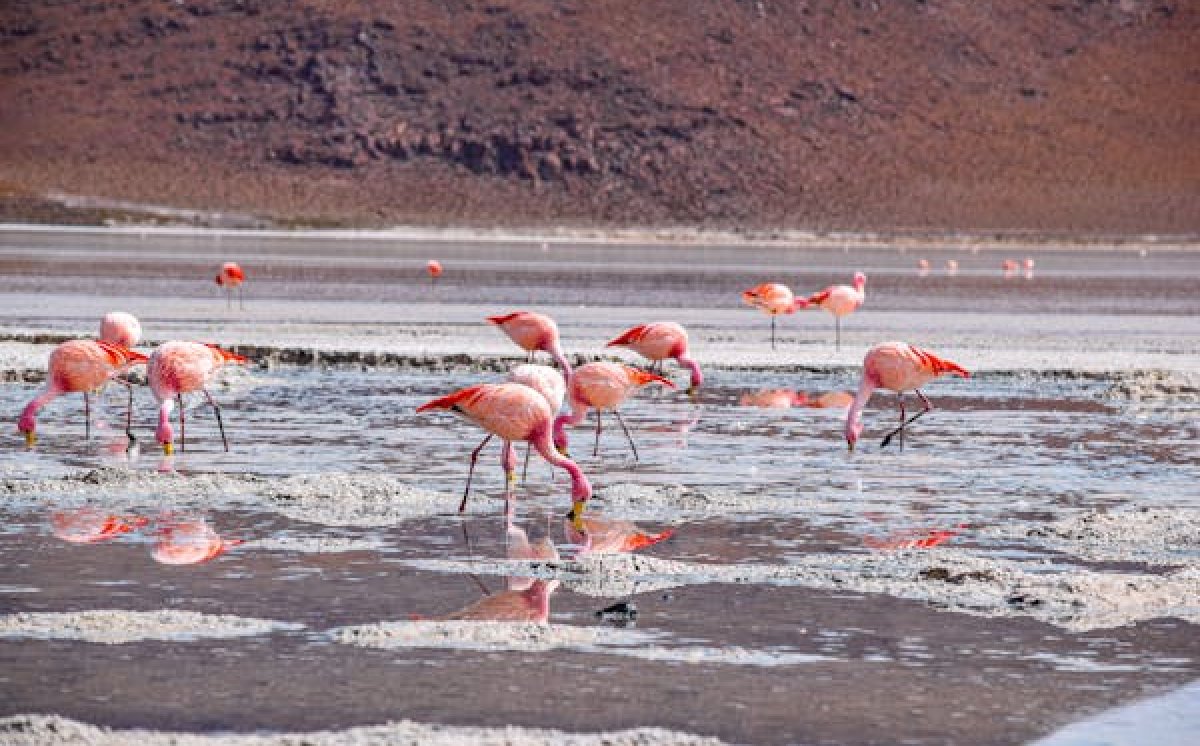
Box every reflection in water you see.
[440,579,557,623]
[151,513,243,565]
[861,514,965,551]
[563,515,674,555]
[739,389,853,410]
[50,508,148,544]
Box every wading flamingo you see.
[606,321,703,397]
[487,311,573,379]
[797,272,866,351]
[741,283,800,350]
[553,362,674,461]
[99,311,142,348]
[426,260,443,286]
[917,259,931,276]
[18,339,148,446]
[148,341,248,454]
[463,363,567,494]
[945,259,959,275]
[215,262,245,308]
[416,382,593,530]
[845,342,969,451]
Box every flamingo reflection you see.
[739,389,854,409]
[151,513,243,565]
[50,508,148,544]
[563,515,674,555]
[434,524,560,622]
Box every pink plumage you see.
[148,341,247,454]
[553,362,674,459]
[606,321,703,393]
[486,311,573,380]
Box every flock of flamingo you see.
[16,257,971,550]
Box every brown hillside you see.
[0,0,1197,232]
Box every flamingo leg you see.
[83,391,91,442]
[113,377,137,442]
[614,409,640,462]
[881,390,934,449]
[593,410,603,457]
[238,286,245,310]
[836,316,841,351]
[521,443,532,484]
[771,315,777,350]
[177,393,186,451]
[501,441,518,527]
[459,433,494,512]
[201,388,230,452]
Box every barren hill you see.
[1,0,1196,233]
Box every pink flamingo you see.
[18,339,148,446]
[50,508,148,544]
[845,342,969,451]
[99,311,142,348]
[563,515,674,555]
[151,514,242,565]
[945,259,959,275]
[553,362,675,460]
[148,341,248,454]
[740,389,809,409]
[741,282,800,350]
[215,262,245,308]
[917,259,931,276]
[1002,259,1019,277]
[462,363,568,493]
[506,523,559,591]
[606,321,703,396]
[487,311,573,379]
[426,260,443,286]
[416,382,593,530]
[797,272,867,351]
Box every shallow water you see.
[1,227,1199,744]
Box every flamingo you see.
[1002,259,1019,277]
[945,259,959,275]
[462,363,567,496]
[148,341,248,454]
[215,262,245,308]
[99,311,142,348]
[740,389,809,409]
[605,321,703,396]
[486,311,573,379]
[552,362,675,460]
[845,342,969,451]
[917,259,931,276]
[18,339,148,446]
[416,382,593,530]
[426,260,443,286]
[741,282,800,350]
[796,272,867,351]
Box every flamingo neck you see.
[678,355,704,389]
[156,398,176,445]
[845,375,876,442]
[533,430,592,503]
[18,387,62,434]
[552,403,587,452]
[549,345,574,382]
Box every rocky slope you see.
[0,0,1196,232]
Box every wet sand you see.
[0,226,1198,745]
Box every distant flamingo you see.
[1023,257,1035,271]
[50,508,148,544]
[99,311,142,348]
[18,339,148,446]
[563,515,674,555]
[426,260,443,286]
[809,390,854,409]
[148,341,248,454]
[417,382,593,530]
[215,262,245,308]
[487,311,573,379]
[845,342,969,451]
[1002,259,1019,277]
[741,282,800,350]
[151,514,242,565]
[945,259,959,275]
[553,362,675,460]
[606,321,703,396]
[917,259,930,276]
[740,389,808,409]
[796,272,867,351]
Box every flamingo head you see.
[18,413,36,446]
[853,272,867,290]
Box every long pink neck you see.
[845,375,876,440]
[552,400,588,451]
[678,355,703,389]
[18,387,63,433]
[532,428,592,503]
[548,344,574,383]
[156,398,176,445]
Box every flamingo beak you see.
[23,431,36,447]
[569,501,587,531]
[847,440,855,453]
[162,442,174,455]
[557,445,571,458]
[686,386,698,402]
